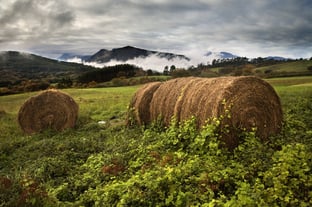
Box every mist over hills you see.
[58,53,91,62]
[58,46,192,71]
[1,47,240,86]
[204,51,238,59]
[58,46,242,71]
[0,46,296,87]
[87,46,190,63]
[1,47,311,94]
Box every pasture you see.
[0,76,311,206]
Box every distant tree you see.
[57,77,73,88]
[171,69,191,77]
[170,65,176,73]
[212,59,217,66]
[146,69,153,76]
[219,67,234,75]
[21,80,50,92]
[163,66,169,75]
[87,81,97,88]
[77,64,141,83]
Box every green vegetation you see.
[0,77,312,206]
[199,58,312,78]
[2,51,312,96]
[0,51,94,86]
[256,59,312,73]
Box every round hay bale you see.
[127,82,162,125]
[130,76,283,149]
[18,89,79,134]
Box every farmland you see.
[0,76,312,206]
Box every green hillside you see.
[255,59,312,77]
[0,51,95,86]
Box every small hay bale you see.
[18,89,79,134]
[129,76,283,149]
[127,82,162,125]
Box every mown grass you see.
[0,86,138,115]
[0,76,312,206]
[67,86,139,121]
[0,86,139,142]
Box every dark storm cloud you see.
[234,0,312,45]
[1,0,311,58]
[0,0,74,43]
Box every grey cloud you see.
[0,0,75,42]
[1,0,311,58]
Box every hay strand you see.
[18,89,79,134]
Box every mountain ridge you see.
[78,46,191,63]
[205,51,238,59]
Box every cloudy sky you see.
[1,0,311,60]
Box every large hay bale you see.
[130,76,283,149]
[128,82,162,125]
[18,89,79,134]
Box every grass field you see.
[1,76,311,119]
[0,76,312,206]
[256,59,312,73]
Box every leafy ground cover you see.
[0,77,311,206]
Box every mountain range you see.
[58,46,290,64]
[0,47,241,87]
[58,46,191,63]
[58,46,240,71]
[1,46,295,87]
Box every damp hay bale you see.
[18,89,79,134]
[131,76,283,149]
[127,82,162,125]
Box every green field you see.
[256,60,312,73]
[0,76,312,206]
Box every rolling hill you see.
[0,51,95,86]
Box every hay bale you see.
[130,76,283,149]
[128,82,162,125]
[18,89,79,134]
